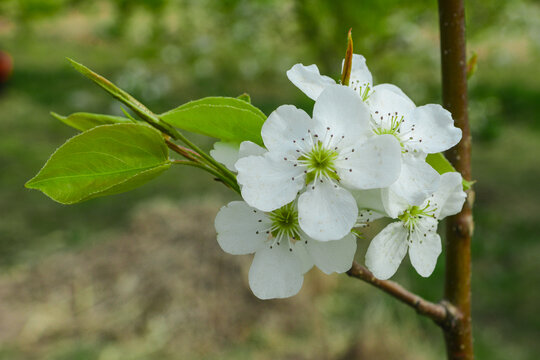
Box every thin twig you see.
[165,137,200,162]
[346,261,451,325]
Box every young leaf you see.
[340,28,353,86]
[236,93,251,103]
[426,153,474,190]
[26,124,171,204]
[51,112,134,132]
[160,97,267,146]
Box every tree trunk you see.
[438,0,474,359]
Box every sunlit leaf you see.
[160,97,267,146]
[26,124,171,204]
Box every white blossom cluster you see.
[212,54,466,299]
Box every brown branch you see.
[346,261,455,326]
[165,137,200,162]
[438,0,474,358]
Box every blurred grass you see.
[0,0,539,359]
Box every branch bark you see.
[438,0,474,359]
[346,262,452,325]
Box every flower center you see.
[268,202,301,240]
[372,111,405,146]
[299,141,340,184]
[398,202,436,232]
[349,82,371,102]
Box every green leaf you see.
[426,153,474,190]
[26,124,171,204]
[426,153,456,174]
[160,97,267,146]
[51,112,134,132]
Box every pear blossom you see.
[235,85,402,241]
[287,54,462,206]
[215,201,357,299]
[363,172,466,280]
[210,140,265,171]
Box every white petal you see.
[429,172,466,220]
[306,233,357,274]
[357,209,386,227]
[337,134,402,189]
[236,153,304,212]
[368,85,416,129]
[387,154,440,206]
[381,187,410,219]
[298,182,358,241]
[286,63,336,100]
[293,241,315,274]
[261,105,313,155]
[408,218,441,277]
[210,141,239,171]
[365,222,409,280]
[215,201,269,255]
[403,104,462,153]
[248,243,304,299]
[372,83,414,104]
[312,85,371,145]
[239,141,266,158]
[351,189,387,215]
[345,54,373,90]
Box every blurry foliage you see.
[0,0,539,359]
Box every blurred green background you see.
[0,0,539,359]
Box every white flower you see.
[287,54,373,101]
[215,201,357,299]
[287,55,462,206]
[210,141,265,172]
[363,172,466,280]
[235,85,402,241]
